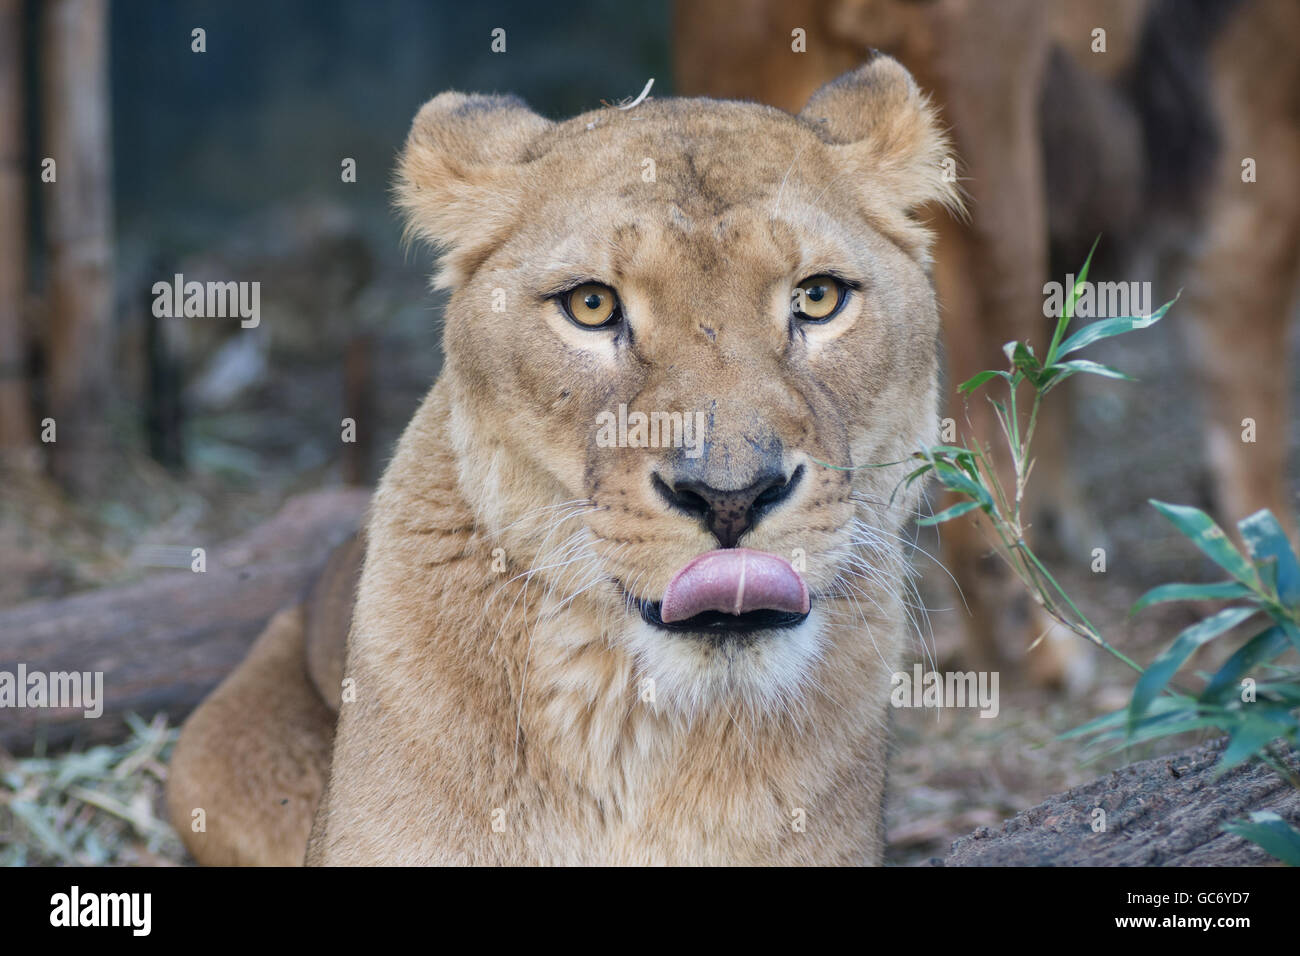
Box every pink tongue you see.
[659,548,810,624]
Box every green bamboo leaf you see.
[1045,235,1100,365]
[1218,711,1297,772]
[1108,714,1235,751]
[902,463,933,488]
[1131,580,1253,615]
[1064,246,1095,322]
[890,462,936,508]
[1055,296,1177,358]
[808,455,912,472]
[958,369,1010,395]
[1200,626,1291,704]
[1040,360,1134,394]
[1129,605,1258,729]
[1238,509,1300,606]
[1223,812,1300,866]
[949,454,982,482]
[929,458,993,510]
[922,446,979,468]
[988,397,1023,458]
[1279,618,1300,653]
[1254,681,1300,705]
[1053,359,1134,381]
[916,500,982,527]
[1082,704,1234,754]
[1005,341,1041,375]
[1061,695,1191,740]
[1150,500,1259,587]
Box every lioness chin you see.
[168,54,959,866]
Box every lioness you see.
[167,55,959,865]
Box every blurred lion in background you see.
[675,0,1300,685]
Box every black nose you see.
[654,465,803,548]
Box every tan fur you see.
[170,56,959,865]
[167,530,361,864]
[676,0,1300,686]
[166,605,335,866]
[303,530,364,710]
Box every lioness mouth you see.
[640,602,810,635]
[639,548,812,636]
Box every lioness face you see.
[399,58,958,713]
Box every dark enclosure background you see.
[109,1,669,244]
[16,0,672,571]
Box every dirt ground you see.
[2,205,1297,865]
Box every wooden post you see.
[0,0,34,462]
[41,0,113,491]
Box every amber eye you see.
[561,283,622,328]
[792,275,847,322]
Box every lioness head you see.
[397,57,958,715]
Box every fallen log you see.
[0,488,368,753]
[936,738,1300,866]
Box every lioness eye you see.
[562,283,621,328]
[792,275,847,322]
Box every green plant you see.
[903,238,1168,674]
[1064,503,1300,865]
[873,240,1300,864]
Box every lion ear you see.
[396,92,552,288]
[798,56,962,254]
